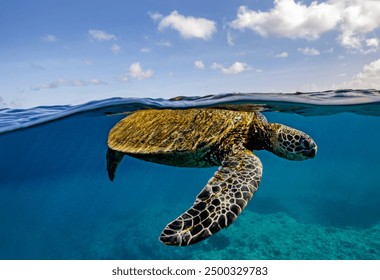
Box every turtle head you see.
[267,123,317,160]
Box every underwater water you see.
[0,90,379,260]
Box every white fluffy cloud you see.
[211,61,251,74]
[338,0,380,51]
[194,60,205,69]
[157,40,172,47]
[157,11,216,40]
[31,78,106,91]
[230,0,341,40]
[366,38,379,48]
[111,44,122,54]
[298,47,320,56]
[276,51,288,58]
[41,34,57,42]
[88,29,117,41]
[230,0,380,52]
[140,47,151,53]
[341,59,380,88]
[227,30,234,46]
[148,11,163,22]
[121,63,154,81]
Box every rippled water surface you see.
[0,90,379,259]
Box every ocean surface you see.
[0,90,379,260]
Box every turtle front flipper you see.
[159,148,263,246]
[106,148,124,181]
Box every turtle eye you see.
[300,137,311,149]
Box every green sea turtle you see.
[106,108,317,246]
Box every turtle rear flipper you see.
[159,148,263,246]
[106,148,124,181]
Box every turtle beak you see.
[299,135,317,159]
[303,146,317,158]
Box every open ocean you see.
[0,90,379,260]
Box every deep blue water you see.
[0,90,379,259]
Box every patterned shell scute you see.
[108,108,255,155]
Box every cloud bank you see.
[230,0,340,40]
[230,0,380,52]
[31,78,106,91]
[342,59,380,89]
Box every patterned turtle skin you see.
[107,108,317,246]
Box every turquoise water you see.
[0,91,379,259]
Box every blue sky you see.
[1,0,380,108]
